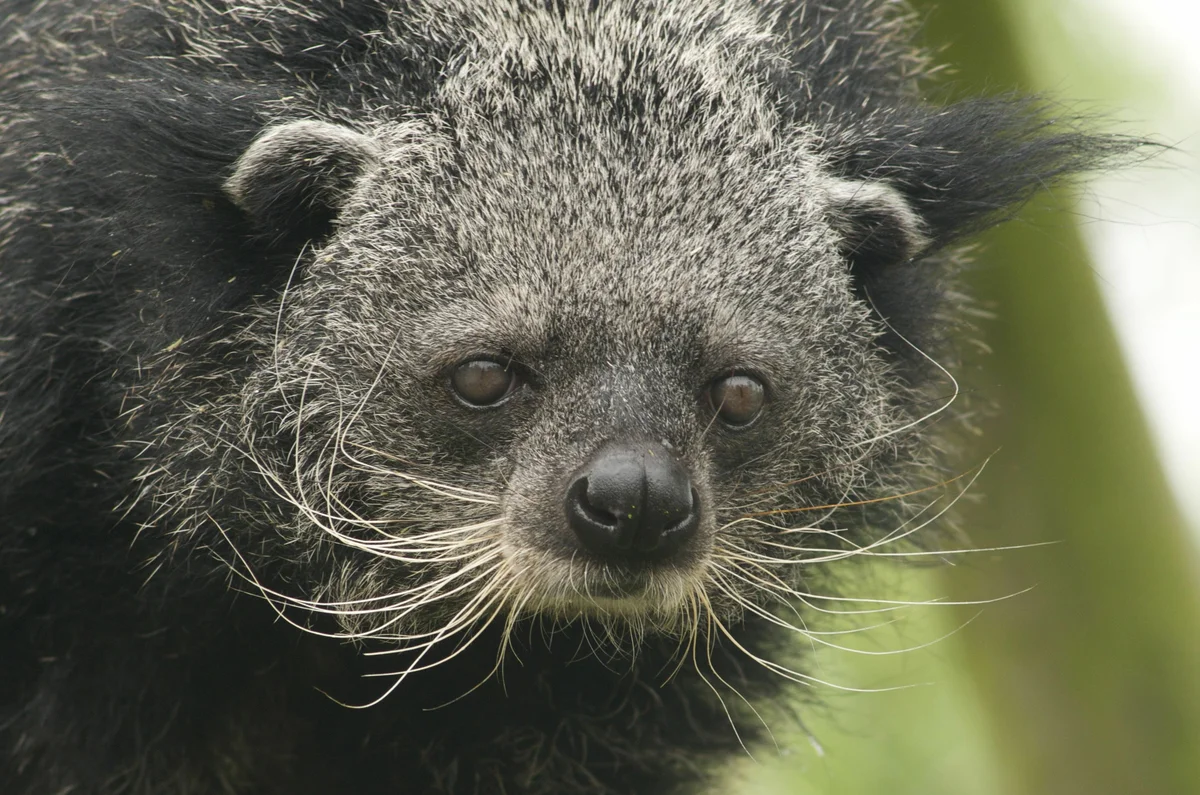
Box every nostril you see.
[563,442,701,561]
[571,477,619,527]
[654,487,699,541]
[633,486,700,554]
[566,475,635,553]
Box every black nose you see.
[565,442,700,560]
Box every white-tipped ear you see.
[823,176,939,358]
[225,120,381,245]
[823,177,930,265]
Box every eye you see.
[707,373,766,427]
[449,359,520,407]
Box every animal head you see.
[131,1,1129,676]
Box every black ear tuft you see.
[825,97,1146,249]
[224,120,381,251]
[818,98,1147,362]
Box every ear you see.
[824,176,935,352]
[224,120,381,249]
[824,177,929,275]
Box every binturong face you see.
[174,28,1121,681]
[208,101,934,664]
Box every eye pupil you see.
[709,374,765,427]
[450,360,518,407]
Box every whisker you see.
[710,568,987,658]
[846,540,1061,558]
[709,554,1035,610]
[736,467,975,520]
[691,587,758,759]
[352,577,515,709]
[848,287,961,450]
[704,594,925,694]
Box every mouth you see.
[501,540,707,621]
[572,563,654,600]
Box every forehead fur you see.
[333,114,853,364]
[438,0,783,131]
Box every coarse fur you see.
[0,2,1132,794]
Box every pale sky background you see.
[1022,0,1200,533]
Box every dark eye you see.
[708,373,766,427]
[449,359,520,407]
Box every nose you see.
[565,442,700,560]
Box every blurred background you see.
[728,0,1200,793]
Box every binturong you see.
[0,2,1137,794]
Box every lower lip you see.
[585,570,651,600]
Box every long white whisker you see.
[850,288,960,451]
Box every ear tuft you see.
[224,120,381,249]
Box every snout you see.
[564,441,700,562]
